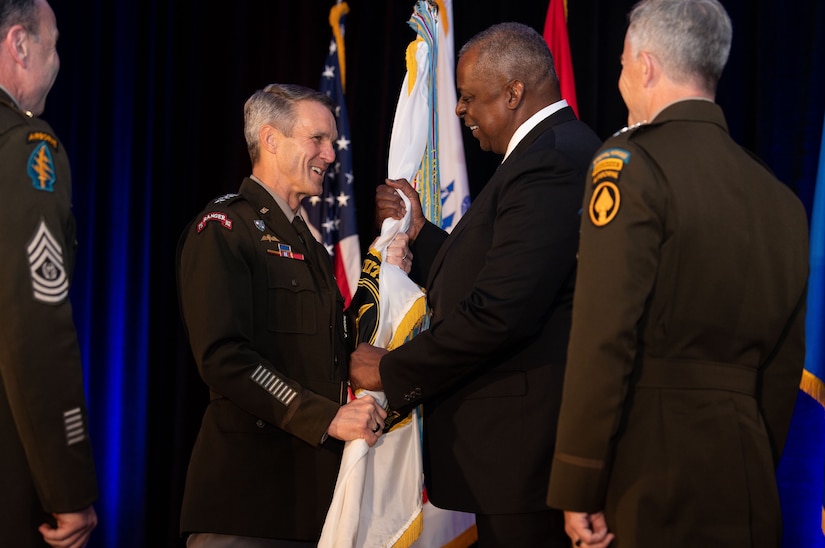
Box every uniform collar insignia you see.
[612,121,647,137]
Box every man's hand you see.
[349,342,386,391]
[327,394,388,447]
[376,179,425,241]
[385,232,412,274]
[39,505,97,548]
[563,511,614,547]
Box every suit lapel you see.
[503,105,576,166]
[425,106,577,287]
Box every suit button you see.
[256,419,265,428]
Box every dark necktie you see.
[292,216,331,285]
[292,215,317,255]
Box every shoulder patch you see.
[27,219,68,304]
[197,212,234,233]
[588,148,630,227]
[28,141,56,192]
[27,131,59,149]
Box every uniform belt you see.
[636,358,757,396]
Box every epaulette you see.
[201,192,246,210]
[199,192,244,215]
[612,121,647,137]
[0,95,34,132]
[212,192,241,204]
[0,95,32,117]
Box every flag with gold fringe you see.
[318,2,438,546]
[777,113,825,548]
[318,186,428,547]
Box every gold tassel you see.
[800,369,825,407]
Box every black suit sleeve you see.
[408,220,447,285]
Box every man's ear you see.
[506,79,524,109]
[640,51,657,88]
[259,125,280,154]
[6,25,30,68]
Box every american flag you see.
[302,2,360,307]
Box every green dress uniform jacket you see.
[547,100,809,547]
[0,90,98,546]
[177,178,351,540]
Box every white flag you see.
[435,0,470,233]
[319,3,436,547]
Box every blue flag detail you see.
[777,112,825,548]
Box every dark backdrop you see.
[38,1,825,546]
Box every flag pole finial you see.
[329,2,350,90]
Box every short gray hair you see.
[0,0,38,38]
[243,83,334,164]
[627,0,732,93]
[458,22,558,91]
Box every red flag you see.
[542,0,579,117]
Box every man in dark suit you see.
[177,84,387,547]
[349,22,601,547]
[546,1,809,547]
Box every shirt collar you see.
[249,175,296,222]
[503,99,569,161]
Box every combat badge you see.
[27,219,68,304]
[589,148,630,227]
